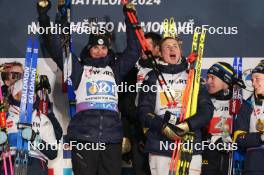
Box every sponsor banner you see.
[0,1,264,57]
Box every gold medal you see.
[256,119,264,132]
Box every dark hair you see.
[1,61,23,82]
[252,59,264,75]
[144,32,162,47]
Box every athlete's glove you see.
[161,111,190,140]
[123,2,136,14]
[37,0,51,15]
[36,75,51,93]
[0,131,7,145]
[22,128,41,144]
[213,135,233,153]
[162,122,190,140]
[187,51,198,64]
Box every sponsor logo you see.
[86,81,116,96]
[242,69,253,92]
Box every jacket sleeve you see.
[69,54,84,90]
[47,111,63,142]
[185,84,214,131]
[38,14,64,70]
[234,101,263,149]
[137,72,164,131]
[112,18,141,84]
[38,13,83,90]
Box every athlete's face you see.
[252,73,264,96]
[89,45,108,59]
[206,74,229,94]
[161,38,181,64]
[141,38,160,60]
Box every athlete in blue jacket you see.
[37,1,141,175]
[138,37,214,175]
[234,60,264,175]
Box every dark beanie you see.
[208,62,245,88]
[252,60,264,74]
[87,34,110,50]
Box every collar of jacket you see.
[138,58,153,68]
[210,87,233,100]
[254,94,264,106]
